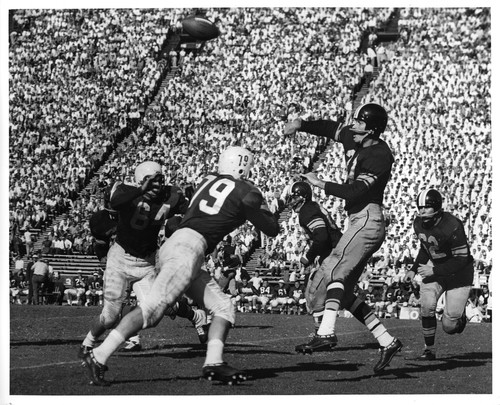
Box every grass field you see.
[7,304,495,402]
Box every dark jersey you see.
[273,285,288,298]
[179,174,279,254]
[412,212,473,285]
[259,285,273,298]
[289,285,305,300]
[110,183,186,257]
[237,282,258,296]
[298,200,342,264]
[89,209,118,260]
[300,121,394,214]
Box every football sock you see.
[365,313,394,347]
[316,282,343,336]
[313,311,324,333]
[348,295,394,347]
[204,339,224,366]
[191,309,204,325]
[422,316,437,346]
[83,332,97,348]
[93,329,126,365]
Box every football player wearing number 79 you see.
[82,146,280,386]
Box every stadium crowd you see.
[9,8,491,320]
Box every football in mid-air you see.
[181,16,220,41]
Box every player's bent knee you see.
[99,307,121,329]
[420,307,436,318]
[442,316,459,334]
[206,294,235,324]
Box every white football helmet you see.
[218,146,254,179]
[134,161,162,185]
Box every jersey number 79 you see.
[189,175,235,215]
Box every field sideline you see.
[6,304,497,404]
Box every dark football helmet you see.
[352,103,388,139]
[287,181,312,212]
[416,188,443,228]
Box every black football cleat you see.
[373,338,403,373]
[119,340,142,352]
[295,333,338,354]
[415,348,436,361]
[78,345,92,360]
[82,350,111,386]
[202,362,247,385]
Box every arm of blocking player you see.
[242,189,280,237]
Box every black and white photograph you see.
[1,1,496,404]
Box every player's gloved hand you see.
[403,270,415,284]
[284,118,302,135]
[300,256,310,267]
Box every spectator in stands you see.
[24,228,34,256]
[249,270,263,290]
[41,235,52,255]
[14,255,24,275]
[63,234,73,254]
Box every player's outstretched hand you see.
[284,119,302,135]
[403,270,415,284]
[300,172,321,187]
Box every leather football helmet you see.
[134,161,163,185]
[218,146,254,179]
[416,188,443,228]
[352,103,388,139]
[287,181,312,212]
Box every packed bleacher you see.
[8,8,491,321]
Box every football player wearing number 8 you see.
[404,188,473,361]
[82,146,280,386]
[284,103,403,373]
[78,162,193,361]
